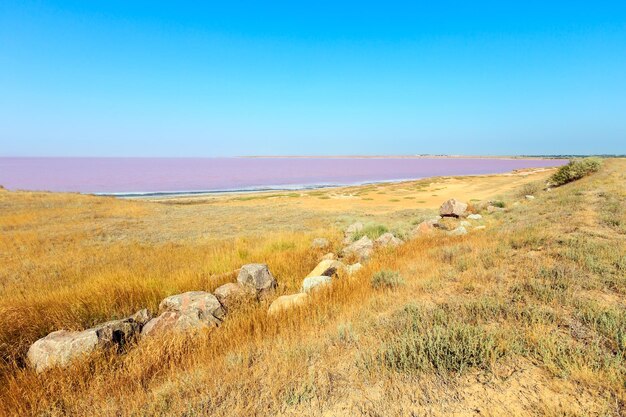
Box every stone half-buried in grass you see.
[141,291,225,337]
[268,293,309,316]
[306,259,346,278]
[342,236,374,261]
[374,232,403,248]
[27,309,151,373]
[301,275,332,293]
[236,263,277,298]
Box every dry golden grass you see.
[0,160,624,416]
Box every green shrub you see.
[352,223,388,241]
[550,158,602,187]
[491,200,506,208]
[376,306,503,374]
[371,270,405,289]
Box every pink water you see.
[0,157,567,196]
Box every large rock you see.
[301,275,332,292]
[27,309,151,373]
[439,199,468,218]
[375,232,403,248]
[213,283,255,312]
[268,293,309,316]
[306,259,345,278]
[237,264,277,297]
[342,236,374,261]
[142,291,225,336]
[27,330,98,373]
[311,238,330,249]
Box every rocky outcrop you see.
[268,293,309,316]
[237,264,277,298]
[27,309,151,373]
[301,275,332,293]
[306,259,345,278]
[439,199,468,217]
[142,291,225,336]
[214,283,255,312]
[375,232,403,248]
[311,238,330,249]
[342,236,374,261]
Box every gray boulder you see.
[439,199,468,217]
[27,329,98,373]
[342,236,374,261]
[237,264,277,297]
[467,214,482,220]
[27,309,151,373]
[142,291,225,336]
[213,283,255,312]
[301,275,333,292]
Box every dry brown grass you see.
[0,161,624,416]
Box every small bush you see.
[353,223,389,241]
[490,200,506,208]
[550,158,602,187]
[376,306,503,374]
[371,270,405,289]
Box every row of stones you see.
[26,198,505,373]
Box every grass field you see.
[0,161,624,416]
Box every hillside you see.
[0,160,624,416]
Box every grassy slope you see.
[0,160,624,416]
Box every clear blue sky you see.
[1,1,625,156]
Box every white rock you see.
[301,275,332,292]
[467,214,482,220]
